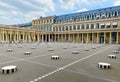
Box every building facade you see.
[32,6,120,44]
[0,6,120,44]
[0,25,39,43]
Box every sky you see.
[0,0,120,25]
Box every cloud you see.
[113,0,120,6]
[58,0,88,10]
[0,1,17,10]
[76,8,88,12]
[58,0,108,10]
[0,0,56,24]
[33,0,55,11]
[15,0,55,21]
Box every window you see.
[44,26,47,31]
[73,25,76,30]
[92,15,94,20]
[96,23,99,29]
[77,25,80,30]
[53,27,55,31]
[59,27,61,31]
[66,26,68,31]
[56,27,58,31]
[62,26,64,31]
[107,12,111,18]
[114,11,118,17]
[50,26,52,31]
[101,13,106,19]
[82,25,84,29]
[47,26,49,31]
[106,23,111,28]
[96,14,100,20]
[74,17,76,22]
[91,24,94,29]
[83,16,85,21]
[70,26,72,30]
[107,25,111,28]
[87,15,89,20]
[113,22,118,28]
[100,24,105,29]
[86,24,89,29]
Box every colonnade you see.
[0,29,119,44]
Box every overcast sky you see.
[0,0,120,25]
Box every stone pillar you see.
[82,33,84,43]
[2,29,4,42]
[29,33,31,42]
[104,32,106,44]
[45,34,47,42]
[87,33,89,43]
[42,34,44,42]
[37,34,40,42]
[24,33,26,42]
[5,32,8,42]
[48,34,50,42]
[97,33,99,43]
[76,33,79,42]
[109,32,112,44]
[23,33,25,42]
[10,31,12,41]
[65,34,66,42]
[34,34,36,42]
[116,32,118,44]
[55,34,56,42]
[68,34,71,42]
[13,33,16,42]
[92,33,94,43]
[17,32,19,42]
[73,33,75,42]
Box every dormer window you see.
[114,11,118,17]
[101,13,106,19]
[107,12,111,18]
[96,14,100,19]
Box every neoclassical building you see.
[32,6,120,44]
[0,25,39,43]
[0,6,120,43]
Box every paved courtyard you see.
[0,42,119,82]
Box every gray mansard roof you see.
[54,6,120,23]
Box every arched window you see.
[107,12,111,18]
[114,11,118,17]
[87,15,89,20]
[92,14,94,20]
